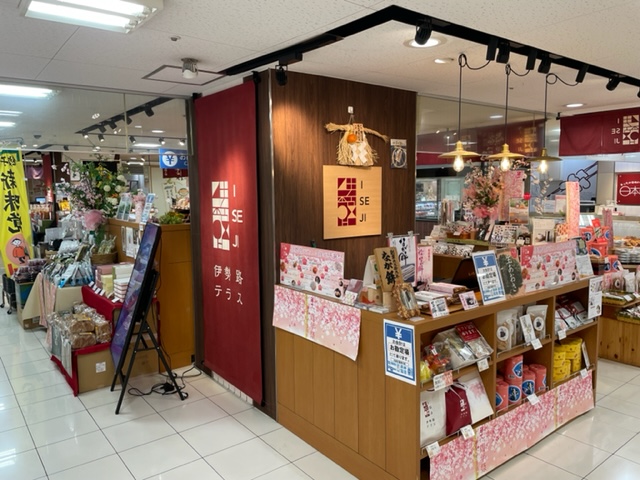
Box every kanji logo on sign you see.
[159,149,188,169]
[623,115,639,145]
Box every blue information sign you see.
[383,319,416,384]
[159,149,188,169]
[471,250,506,305]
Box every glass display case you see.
[416,178,438,220]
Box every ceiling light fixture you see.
[144,106,154,117]
[181,57,198,79]
[0,84,53,98]
[179,138,186,146]
[0,121,16,127]
[23,0,163,34]
[126,115,133,125]
[606,76,621,91]
[434,57,453,64]
[439,54,480,172]
[525,48,537,71]
[131,142,161,148]
[82,131,89,139]
[496,41,510,64]
[63,145,69,151]
[414,18,432,46]
[151,129,164,133]
[91,113,100,119]
[129,135,136,144]
[565,103,584,108]
[159,137,165,145]
[107,120,117,129]
[98,124,106,133]
[275,64,288,86]
[0,110,22,116]
[490,114,503,119]
[485,36,499,61]
[575,64,589,83]
[487,64,525,171]
[98,134,105,142]
[530,73,562,173]
[538,53,552,74]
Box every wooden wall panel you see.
[275,329,295,411]
[293,334,315,422]
[312,344,335,436]
[269,70,417,280]
[334,353,359,450]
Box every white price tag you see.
[433,373,446,391]
[477,358,489,372]
[531,338,543,350]
[460,425,475,440]
[580,368,588,379]
[558,329,567,340]
[527,393,540,405]
[426,441,441,457]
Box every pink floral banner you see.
[565,181,581,238]
[521,391,556,447]
[430,435,476,480]
[476,407,527,476]
[273,285,361,360]
[556,370,594,426]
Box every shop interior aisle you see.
[2,305,640,480]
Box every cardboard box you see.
[76,343,159,394]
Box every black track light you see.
[275,64,288,86]
[637,88,640,99]
[63,145,69,151]
[98,134,105,142]
[129,135,136,144]
[144,106,154,117]
[575,64,589,83]
[538,54,552,74]
[606,76,621,91]
[159,137,165,145]
[126,115,132,125]
[107,120,117,129]
[98,124,106,133]
[485,37,499,61]
[525,48,537,70]
[82,131,89,139]
[414,18,432,46]
[496,41,510,64]
[179,138,186,146]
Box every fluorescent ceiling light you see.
[0,84,52,98]
[490,114,503,119]
[434,58,453,64]
[0,110,22,116]
[0,122,16,127]
[151,129,164,133]
[565,103,584,108]
[23,0,162,33]
[134,125,142,128]
[132,142,161,148]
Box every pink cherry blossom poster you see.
[565,181,581,238]
[476,407,527,476]
[556,370,594,426]
[280,243,346,300]
[273,285,361,361]
[430,435,476,480]
[520,391,556,448]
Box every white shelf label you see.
[426,441,441,457]
[433,371,453,391]
[477,358,489,372]
[532,338,543,350]
[461,425,475,440]
[558,329,567,340]
[527,393,540,405]
[580,368,588,379]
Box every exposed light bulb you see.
[500,157,511,172]
[452,156,465,172]
[539,159,549,174]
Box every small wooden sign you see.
[374,247,402,292]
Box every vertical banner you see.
[0,150,33,275]
[195,82,262,403]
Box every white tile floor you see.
[2,303,640,480]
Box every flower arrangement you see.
[58,158,127,218]
[463,162,504,221]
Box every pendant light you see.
[487,64,525,171]
[439,54,480,171]
[529,73,562,173]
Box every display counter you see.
[275,279,598,480]
[599,296,640,366]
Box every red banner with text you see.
[194,82,262,403]
[560,108,640,156]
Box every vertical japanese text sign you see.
[0,150,33,274]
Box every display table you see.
[599,296,640,366]
[275,280,598,480]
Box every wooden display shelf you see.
[551,366,596,389]
[419,360,491,392]
[496,337,553,362]
[275,279,598,480]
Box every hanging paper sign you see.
[616,173,640,205]
[0,150,33,275]
[388,234,418,285]
[588,276,603,319]
[390,139,407,169]
[159,148,188,169]
[322,165,382,239]
[471,251,506,305]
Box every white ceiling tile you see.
[0,52,51,80]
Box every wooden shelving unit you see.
[275,279,598,480]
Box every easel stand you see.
[111,271,186,414]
